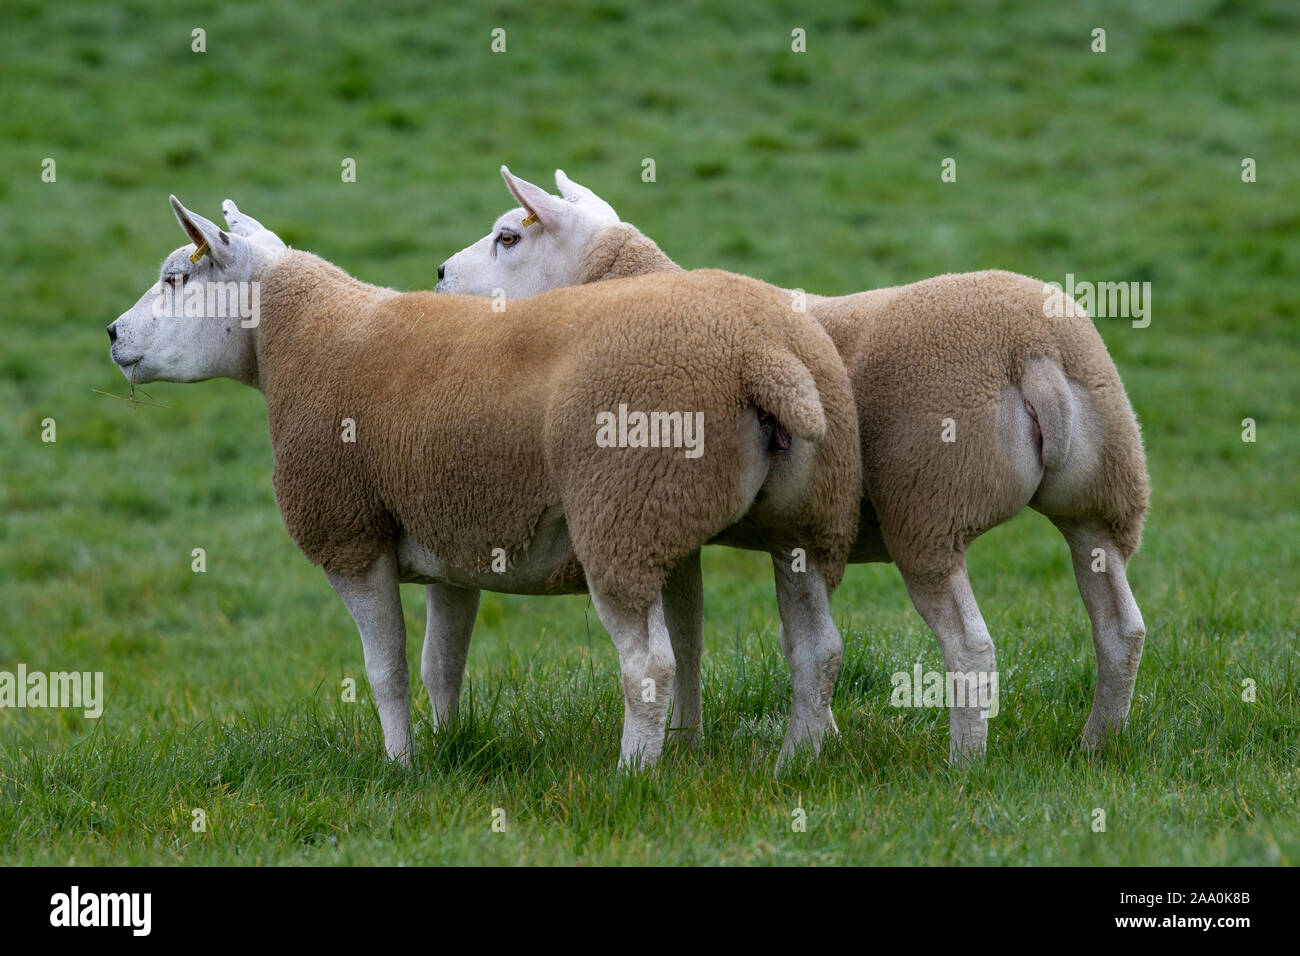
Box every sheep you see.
[436,167,1151,763]
[105,195,860,771]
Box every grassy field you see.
[1,0,1296,865]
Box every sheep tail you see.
[740,343,827,444]
[1020,356,1074,471]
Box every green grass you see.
[1,0,1297,864]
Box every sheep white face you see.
[435,166,619,297]
[108,196,286,385]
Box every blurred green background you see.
[0,0,1296,864]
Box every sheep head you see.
[435,166,620,298]
[106,195,285,386]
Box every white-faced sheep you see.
[436,168,1151,763]
[106,196,860,771]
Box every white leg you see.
[773,559,843,771]
[662,549,703,740]
[589,587,675,771]
[903,565,998,765]
[325,551,411,763]
[1055,519,1147,749]
[779,621,839,736]
[421,583,480,728]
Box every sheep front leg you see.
[326,551,412,764]
[661,549,703,742]
[773,559,843,773]
[589,587,675,771]
[421,583,480,728]
[1054,519,1147,750]
[903,566,998,766]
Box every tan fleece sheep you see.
[107,196,860,772]
[436,171,1151,764]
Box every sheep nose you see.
[107,322,117,343]
[437,264,446,281]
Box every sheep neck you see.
[575,224,684,284]
[250,250,397,393]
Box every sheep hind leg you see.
[420,583,480,729]
[589,586,676,771]
[1053,518,1146,750]
[773,559,843,773]
[902,564,999,766]
[778,620,839,734]
[661,549,703,745]
[325,551,412,764]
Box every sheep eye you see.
[497,230,519,247]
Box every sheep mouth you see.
[95,355,168,408]
[111,350,144,373]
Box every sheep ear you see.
[500,166,571,232]
[555,169,620,222]
[221,199,265,237]
[170,195,232,266]
[553,169,583,201]
[221,198,287,249]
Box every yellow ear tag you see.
[520,213,538,227]
[189,241,209,263]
